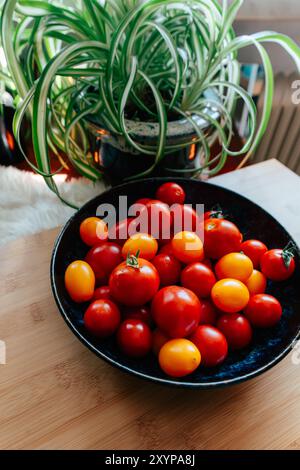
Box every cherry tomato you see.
[155,182,186,206]
[108,218,135,246]
[84,299,120,338]
[122,233,158,261]
[241,239,268,268]
[244,294,282,328]
[152,329,169,356]
[171,231,204,264]
[204,218,242,259]
[189,325,228,367]
[92,285,112,302]
[109,256,159,306]
[199,299,218,325]
[181,262,216,298]
[117,319,152,357]
[135,198,152,206]
[171,204,201,234]
[204,209,224,220]
[245,269,267,295]
[202,258,213,269]
[65,260,95,303]
[79,217,108,246]
[217,314,253,350]
[85,242,123,285]
[158,242,174,256]
[135,199,172,242]
[152,253,182,286]
[215,252,253,283]
[122,305,152,326]
[159,339,201,377]
[260,248,296,281]
[211,278,250,313]
[151,286,201,338]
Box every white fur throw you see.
[0,165,107,246]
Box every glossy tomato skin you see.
[79,217,108,246]
[211,278,250,313]
[215,252,253,283]
[241,239,268,268]
[171,231,204,264]
[181,262,216,298]
[84,299,121,338]
[85,242,123,285]
[65,260,95,302]
[151,286,201,338]
[159,339,201,377]
[92,285,112,302]
[117,319,152,357]
[152,329,170,356]
[217,314,252,350]
[245,270,267,295]
[199,299,218,325]
[108,218,134,246]
[137,199,172,242]
[156,182,186,206]
[244,294,282,328]
[122,305,152,326]
[204,218,242,259]
[109,258,159,307]
[152,253,182,286]
[171,204,201,234]
[189,325,228,367]
[122,233,158,261]
[260,249,295,281]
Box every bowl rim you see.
[50,177,300,389]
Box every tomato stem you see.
[126,250,140,269]
[282,241,297,269]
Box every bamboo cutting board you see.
[1,159,300,450]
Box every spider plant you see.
[1,0,300,207]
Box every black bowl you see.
[50,178,300,388]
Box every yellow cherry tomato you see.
[245,269,267,295]
[79,217,108,246]
[159,339,201,377]
[65,260,95,302]
[171,231,204,264]
[215,252,253,282]
[211,278,250,313]
[122,233,158,260]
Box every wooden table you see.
[1,159,300,450]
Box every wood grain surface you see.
[1,159,300,450]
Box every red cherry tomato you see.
[241,239,268,268]
[117,319,152,357]
[204,218,242,259]
[79,217,108,246]
[109,257,159,307]
[158,242,174,256]
[152,253,182,286]
[155,182,186,206]
[122,305,152,326]
[171,204,201,234]
[151,286,201,338]
[199,299,218,325]
[85,242,123,285]
[92,285,112,301]
[260,248,296,281]
[189,325,228,367]
[84,299,121,338]
[65,260,95,303]
[244,294,282,328]
[135,199,172,242]
[181,262,216,298]
[135,198,152,206]
[108,218,135,246]
[202,258,213,269]
[217,314,253,350]
[152,329,170,356]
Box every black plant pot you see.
[0,100,23,166]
